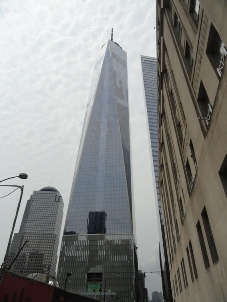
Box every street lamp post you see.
[64,272,72,291]
[0,173,28,268]
[0,184,25,267]
[103,277,110,302]
[103,275,119,302]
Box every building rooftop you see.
[39,186,60,193]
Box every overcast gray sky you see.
[0,0,161,297]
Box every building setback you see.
[6,187,63,277]
[57,38,136,301]
[157,0,227,301]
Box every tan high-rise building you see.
[156,1,227,301]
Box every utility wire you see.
[0,187,19,199]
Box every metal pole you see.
[3,185,24,265]
[104,278,107,302]
[7,240,29,270]
[64,275,68,291]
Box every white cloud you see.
[0,0,160,297]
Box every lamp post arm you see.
[0,176,18,183]
[3,185,24,264]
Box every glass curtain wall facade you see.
[141,56,172,301]
[57,40,136,301]
[6,187,64,277]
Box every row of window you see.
[163,48,212,196]
[169,0,200,24]
[196,207,219,268]
[170,0,226,79]
[172,206,219,299]
[159,75,222,282]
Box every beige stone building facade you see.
[156,0,227,301]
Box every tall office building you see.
[138,270,149,302]
[7,187,63,277]
[57,38,136,301]
[157,0,227,301]
[152,291,162,302]
[141,56,171,301]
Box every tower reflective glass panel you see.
[58,40,136,301]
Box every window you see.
[177,121,184,146]
[201,207,219,263]
[196,220,210,269]
[178,197,185,223]
[186,246,194,282]
[169,0,172,13]
[186,241,198,282]
[185,41,194,68]
[207,24,227,77]
[189,140,197,170]
[190,0,200,21]
[177,268,182,292]
[189,241,198,279]
[198,82,212,126]
[174,13,182,39]
[185,159,193,189]
[181,258,188,288]
[219,155,227,196]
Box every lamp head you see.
[19,173,28,179]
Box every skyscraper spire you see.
[111,28,113,41]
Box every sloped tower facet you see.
[57,40,136,301]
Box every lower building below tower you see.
[57,233,136,302]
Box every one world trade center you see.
[57,36,137,301]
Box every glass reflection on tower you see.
[57,39,136,301]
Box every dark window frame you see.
[198,81,212,126]
[181,258,188,288]
[196,220,210,269]
[186,246,194,282]
[177,268,182,293]
[206,24,227,78]
[201,207,219,264]
[174,12,182,41]
[185,41,194,69]
[190,0,200,22]
[189,241,198,279]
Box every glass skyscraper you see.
[141,56,171,301]
[6,187,64,277]
[57,39,136,301]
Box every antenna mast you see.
[111,28,113,41]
